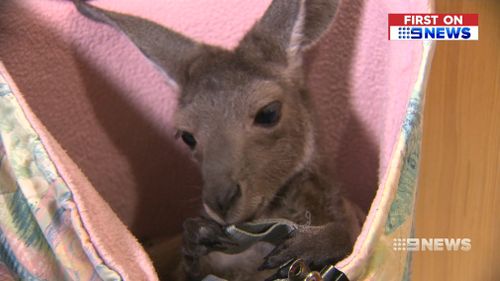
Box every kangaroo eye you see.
[254,101,282,127]
[180,131,197,149]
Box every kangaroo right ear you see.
[73,0,206,90]
[237,0,339,73]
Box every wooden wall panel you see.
[412,0,500,280]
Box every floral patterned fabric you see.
[0,72,121,281]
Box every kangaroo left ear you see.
[73,0,208,90]
[236,0,339,72]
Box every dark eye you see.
[254,101,282,127]
[180,131,197,149]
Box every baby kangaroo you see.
[73,0,365,280]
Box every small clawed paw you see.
[259,237,299,270]
[182,217,235,258]
[259,230,340,272]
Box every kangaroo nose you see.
[204,184,241,219]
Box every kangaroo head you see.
[74,0,339,224]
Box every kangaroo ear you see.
[73,0,205,90]
[237,0,339,69]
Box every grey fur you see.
[73,0,364,280]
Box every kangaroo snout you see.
[203,183,241,224]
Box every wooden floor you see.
[412,0,500,280]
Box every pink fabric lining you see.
[0,62,158,281]
[0,0,427,278]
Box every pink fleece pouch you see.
[0,0,434,280]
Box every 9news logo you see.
[393,238,472,252]
[389,14,479,40]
